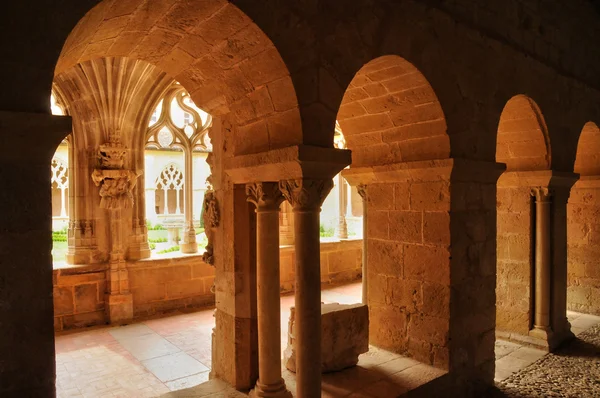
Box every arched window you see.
[145,82,213,254]
[51,157,69,219]
[155,164,184,215]
[50,89,71,263]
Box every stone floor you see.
[486,313,600,397]
[55,283,600,397]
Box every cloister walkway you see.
[55,282,600,397]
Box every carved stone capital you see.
[246,182,285,211]
[279,179,334,211]
[357,184,367,201]
[531,187,553,202]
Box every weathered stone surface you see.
[284,303,369,373]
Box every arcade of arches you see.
[2,1,600,397]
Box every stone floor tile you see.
[572,326,586,335]
[161,379,243,397]
[321,366,383,396]
[142,351,209,382]
[109,324,156,341]
[358,379,409,397]
[117,333,181,361]
[508,346,545,363]
[495,339,522,359]
[570,314,600,330]
[367,356,420,376]
[386,363,446,390]
[495,355,530,374]
[165,371,210,391]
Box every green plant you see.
[147,222,166,230]
[149,242,156,250]
[157,245,180,254]
[52,231,68,242]
[319,224,335,238]
[148,237,168,243]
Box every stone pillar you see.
[530,187,552,337]
[246,183,291,398]
[357,184,367,305]
[336,173,348,239]
[60,187,67,218]
[279,201,294,246]
[280,179,333,398]
[0,111,72,397]
[181,150,197,253]
[145,187,156,223]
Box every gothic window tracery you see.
[146,83,212,152]
[51,157,69,218]
[155,164,184,215]
[144,82,214,254]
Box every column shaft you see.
[280,179,333,398]
[357,185,368,305]
[336,174,348,239]
[181,150,197,253]
[533,188,552,331]
[294,209,322,397]
[247,183,290,398]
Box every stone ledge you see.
[225,144,351,183]
[343,158,505,185]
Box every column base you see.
[507,326,574,352]
[128,244,151,260]
[66,247,98,264]
[249,379,293,398]
[105,293,134,324]
[180,242,199,254]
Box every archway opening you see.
[144,81,213,256]
[495,94,551,378]
[51,0,303,394]
[567,122,600,316]
[335,55,452,373]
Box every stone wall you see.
[567,181,600,315]
[53,239,363,331]
[53,265,106,331]
[496,185,534,334]
[365,173,451,369]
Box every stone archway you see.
[55,0,302,156]
[568,122,600,315]
[338,55,453,369]
[495,94,572,350]
[52,1,305,391]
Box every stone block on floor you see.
[284,302,369,373]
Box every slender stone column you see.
[336,173,348,239]
[181,149,197,253]
[531,187,552,335]
[357,184,368,305]
[280,179,334,398]
[246,182,291,398]
[279,201,295,246]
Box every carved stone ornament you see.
[98,131,128,169]
[202,189,220,265]
[357,184,367,201]
[92,131,142,209]
[530,187,553,202]
[246,182,285,210]
[279,179,334,211]
[92,169,142,209]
